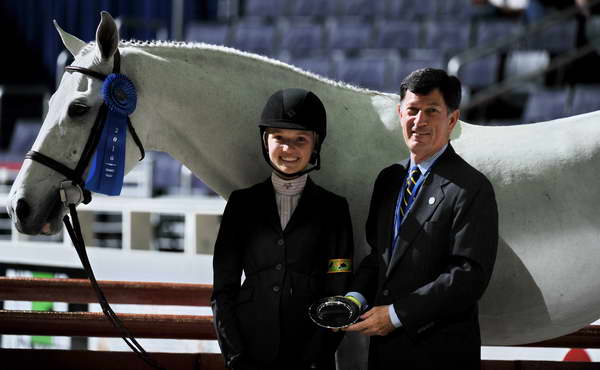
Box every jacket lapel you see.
[385,147,454,277]
[283,177,317,233]
[381,161,409,266]
[261,178,283,234]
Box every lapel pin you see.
[428,197,435,205]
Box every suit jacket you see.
[212,176,354,369]
[352,144,498,370]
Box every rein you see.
[25,51,166,370]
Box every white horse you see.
[6,11,600,358]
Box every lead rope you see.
[53,48,164,369]
[60,182,167,370]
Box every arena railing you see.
[0,193,224,257]
[1,276,600,369]
[0,276,224,370]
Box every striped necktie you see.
[391,166,422,260]
[400,166,422,218]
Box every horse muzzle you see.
[8,193,65,236]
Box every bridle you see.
[25,49,145,205]
[23,50,167,370]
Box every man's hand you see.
[342,305,395,336]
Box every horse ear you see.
[95,11,119,60]
[53,20,86,57]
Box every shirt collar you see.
[271,173,308,196]
[410,143,448,174]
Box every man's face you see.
[398,88,459,163]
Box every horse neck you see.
[121,43,402,199]
[123,44,279,196]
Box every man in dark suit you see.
[344,68,498,370]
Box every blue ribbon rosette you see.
[85,73,137,196]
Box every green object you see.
[31,335,53,346]
[31,271,54,346]
[31,300,53,311]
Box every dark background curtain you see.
[0,0,217,89]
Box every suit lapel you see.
[385,147,454,277]
[381,162,409,266]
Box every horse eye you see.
[68,102,90,117]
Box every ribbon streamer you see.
[85,74,137,195]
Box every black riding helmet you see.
[259,88,327,178]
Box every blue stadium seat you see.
[9,120,39,154]
[231,20,278,56]
[388,0,438,19]
[475,20,523,50]
[338,0,387,17]
[396,49,446,82]
[191,175,217,196]
[185,22,230,45]
[152,151,181,192]
[523,89,570,123]
[287,0,338,17]
[325,17,373,53]
[457,54,500,89]
[334,53,398,92]
[438,0,476,19]
[571,85,600,115]
[278,19,324,57]
[291,54,335,78]
[423,20,471,54]
[373,20,422,50]
[245,0,287,17]
[523,20,577,53]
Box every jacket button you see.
[275,264,282,270]
[277,239,284,246]
[273,285,280,292]
[382,289,390,296]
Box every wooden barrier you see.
[0,310,216,340]
[0,277,213,306]
[482,360,600,369]
[1,277,599,369]
[524,326,600,350]
[0,277,224,370]
[0,349,224,370]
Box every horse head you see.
[6,12,141,235]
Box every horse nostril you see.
[16,198,31,221]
